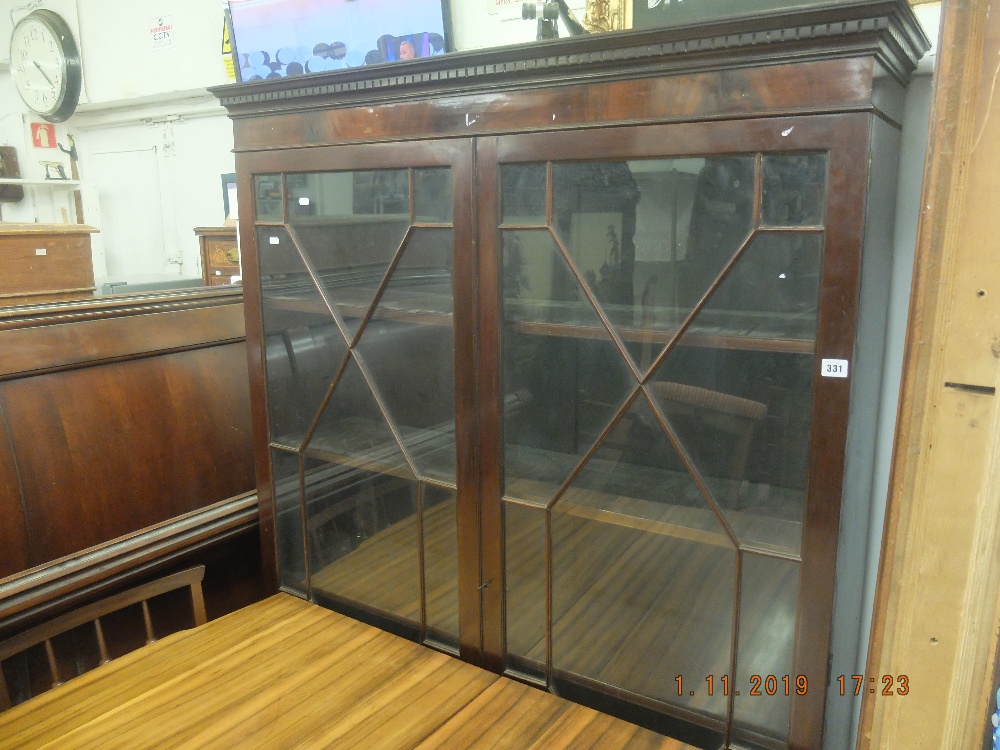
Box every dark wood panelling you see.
[0,411,29,578]
[0,302,244,379]
[0,343,254,565]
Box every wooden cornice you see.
[213,0,929,117]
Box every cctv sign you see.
[150,16,174,50]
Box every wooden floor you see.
[0,594,694,750]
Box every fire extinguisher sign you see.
[31,123,57,149]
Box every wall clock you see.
[9,9,83,123]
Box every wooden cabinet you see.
[214,3,928,748]
[0,223,97,305]
[195,226,240,286]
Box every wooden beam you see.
[860,0,1000,747]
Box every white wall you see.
[0,0,233,282]
[451,1,587,51]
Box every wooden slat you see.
[0,594,694,750]
[0,595,313,747]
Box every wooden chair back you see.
[649,381,768,508]
[0,565,206,711]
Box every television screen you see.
[228,0,448,82]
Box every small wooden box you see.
[0,223,98,305]
[195,226,239,286]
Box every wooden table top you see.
[0,594,692,749]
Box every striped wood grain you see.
[0,594,693,750]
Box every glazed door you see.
[250,139,479,654]
[477,115,870,749]
[249,113,870,749]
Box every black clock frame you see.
[12,9,83,123]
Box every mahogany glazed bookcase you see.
[214,3,928,747]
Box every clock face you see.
[10,10,82,123]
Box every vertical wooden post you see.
[860,1,1000,747]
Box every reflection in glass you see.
[733,553,800,745]
[258,225,347,445]
[272,448,305,595]
[501,164,547,226]
[502,230,635,505]
[286,170,411,339]
[557,392,733,537]
[356,229,456,484]
[551,158,755,374]
[255,174,283,221]
[424,485,459,647]
[650,233,823,554]
[503,501,547,679]
[304,453,419,624]
[414,168,453,223]
[302,354,420,624]
[552,462,735,719]
[306,355,411,473]
[762,153,828,227]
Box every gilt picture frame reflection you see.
[635,0,829,28]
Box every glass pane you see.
[414,168,452,223]
[733,553,800,746]
[762,153,828,227]
[551,157,755,376]
[501,164,546,226]
[424,485,459,648]
[503,501,547,679]
[356,229,455,484]
[287,170,411,339]
[304,454,419,624]
[305,355,411,474]
[649,233,823,555]
[258,225,347,445]
[502,230,636,505]
[272,448,305,595]
[556,392,734,538]
[255,174,283,221]
[552,405,737,717]
[684,232,823,342]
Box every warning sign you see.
[222,16,236,81]
[150,16,174,51]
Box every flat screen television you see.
[227,0,449,82]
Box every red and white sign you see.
[150,16,174,51]
[31,123,57,149]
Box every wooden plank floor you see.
[0,594,693,750]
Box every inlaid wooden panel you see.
[0,343,254,564]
